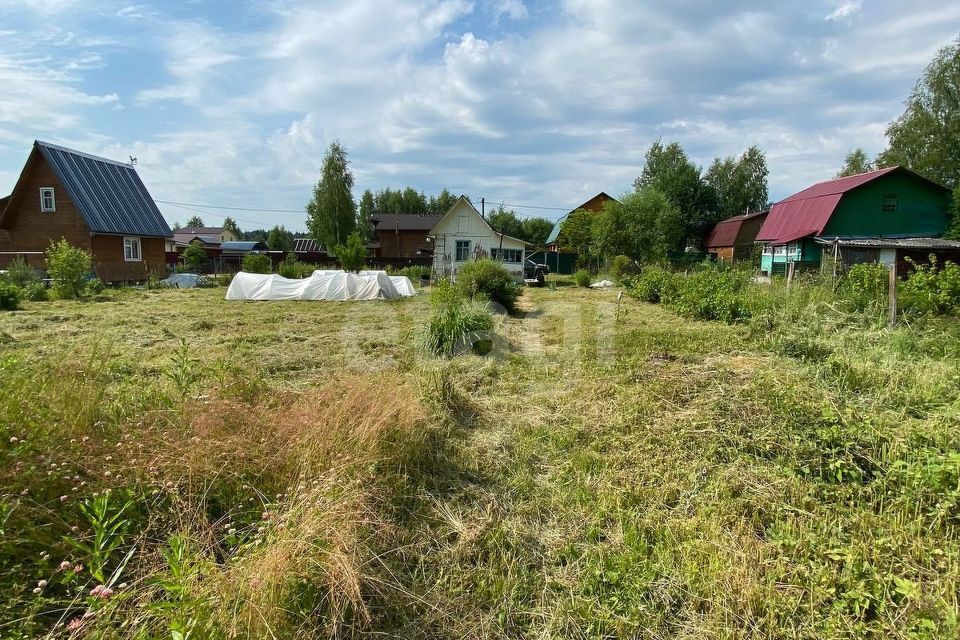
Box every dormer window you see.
[40,187,55,212]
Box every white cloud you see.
[493,0,527,21]
[826,1,862,21]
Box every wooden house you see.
[545,192,616,252]
[0,140,172,282]
[371,213,440,258]
[429,196,529,281]
[706,210,768,263]
[756,167,955,275]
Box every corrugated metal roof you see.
[706,210,768,248]
[179,226,225,235]
[372,213,441,231]
[780,167,899,202]
[813,236,960,250]
[545,213,567,245]
[221,241,268,251]
[35,141,172,238]
[174,232,219,245]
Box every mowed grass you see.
[2,282,960,638]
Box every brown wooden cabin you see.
[371,213,440,258]
[706,210,769,263]
[0,141,172,282]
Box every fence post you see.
[888,262,897,329]
[786,260,795,288]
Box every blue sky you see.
[0,0,958,232]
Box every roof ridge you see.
[35,140,133,169]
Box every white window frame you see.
[455,240,471,262]
[123,236,142,262]
[40,187,56,213]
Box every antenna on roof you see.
[129,156,138,166]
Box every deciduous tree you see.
[837,148,874,177]
[185,216,205,228]
[266,225,293,252]
[592,189,682,263]
[878,38,960,188]
[306,141,357,249]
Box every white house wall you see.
[431,199,526,280]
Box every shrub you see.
[85,278,105,295]
[628,266,674,303]
[335,232,368,272]
[900,258,960,315]
[242,252,272,274]
[573,269,592,287]
[5,256,40,288]
[277,254,318,279]
[181,243,209,273]
[45,238,92,299]
[22,281,49,302]
[422,280,494,356]
[457,259,522,313]
[0,280,20,310]
[609,255,636,283]
[841,263,888,311]
[394,265,431,281]
[663,266,751,323]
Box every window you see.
[882,194,898,212]
[123,237,142,262]
[40,187,55,212]
[455,240,471,261]
[774,245,786,257]
[491,248,522,263]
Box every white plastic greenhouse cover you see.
[225,270,416,301]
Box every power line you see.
[156,199,304,213]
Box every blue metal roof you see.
[545,213,568,245]
[221,241,269,251]
[35,141,172,238]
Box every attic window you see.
[40,187,55,212]
[881,194,898,213]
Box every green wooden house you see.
[756,167,956,275]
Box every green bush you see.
[609,255,636,283]
[628,266,674,303]
[457,259,521,313]
[85,278,105,295]
[900,258,960,315]
[277,254,318,279]
[394,265,431,280]
[0,280,20,310]
[22,281,49,302]
[662,266,751,323]
[335,232,368,272]
[573,269,592,288]
[5,256,40,288]
[422,280,494,356]
[841,263,888,311]
[181,243,209,273]
[242,252,272,274]
[45,238,92,299]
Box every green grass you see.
[2,282,960,637]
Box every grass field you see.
[2,281,959,638]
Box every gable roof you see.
[179,226,225,235]
[174,232,220,246]
[372,213,441,231]
[20,141,172,238]
[706,210,768,248]
[429,196,530,246]
[756,166,948,245]
[546,192,617,245]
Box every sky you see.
[0,0,958,232]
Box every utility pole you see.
[481,197,485,219]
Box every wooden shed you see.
[706,210,768,263]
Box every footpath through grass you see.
[1,283,959,638]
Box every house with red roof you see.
[706,209,768,263]
[756,166,955,275]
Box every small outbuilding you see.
[706,210,769,263]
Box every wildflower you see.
[60,495,68,502]
[105,456,112,461]
[38,580,48,588]
[90,585,114,599]
[66,618,83,631]
[70,438,76,444]
[228,528,237,535]
[82,436,89,442]
[73,475,80,481]
[33,587,41,594]
[9,436,18,444]
[58,561,73,572]
[118,582,127,589]
[73,563,84,572]
[71,526,79,533]
[104,471,112,477]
